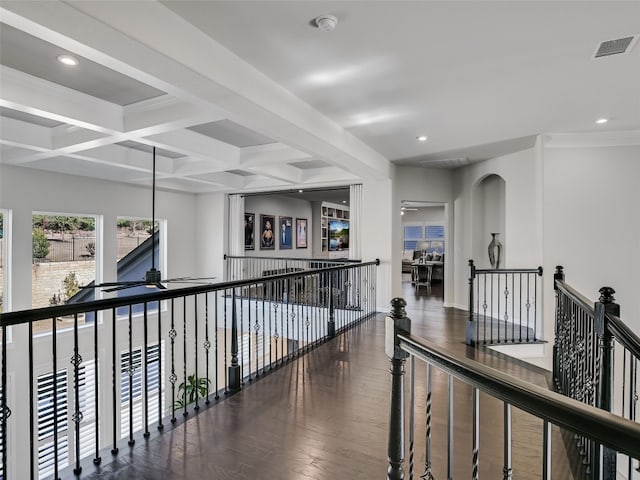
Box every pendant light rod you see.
[151,146,156,271]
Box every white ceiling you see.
[1,1,639,195]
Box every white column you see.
[349,184,362,261]
[228,194,244,257]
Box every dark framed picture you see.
[296,218,308,249]
[259,214,275,250]
[244,212,255,250]
[279,216,293,249]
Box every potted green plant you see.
[173,374,211,409]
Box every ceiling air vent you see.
[593,35,638,58]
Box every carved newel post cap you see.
[390,298,407,319]
[598,287,616,304]
[468,259,475,267]
[555,265,564,273]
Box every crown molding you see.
[544,130,640,148]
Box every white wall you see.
[362,177,394,311]
[243,195,313,258]
[401,205,445,224]
[453,144,543,311]
[195,192,227,280]
[0,165,199,310]
[394,166,455,306]
[543,144,640,368]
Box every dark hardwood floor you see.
[78,277,574,479]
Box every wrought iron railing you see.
[386,298,640,480]
[0,260,378,479]
[553,266,640,479]
[466,260,543,346]
[224,254,359,282]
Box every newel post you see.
[228,288,241,392]
[593,286,619,480]
[466,260,476,345]
[386,298,411,480]
[327,272,336,338]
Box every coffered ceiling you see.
[1,1,638,194]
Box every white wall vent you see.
[593,35,639,58]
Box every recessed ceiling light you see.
[298,189,303,193]
[342,200,346,204]
[595,118,609,125]
[57,54,79,66]
[417,135,428,142]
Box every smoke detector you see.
[315,14,338,32]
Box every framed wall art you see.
[244,212,255,250]
[296,218,308,249]
[260,214,275,250]
[279,216,292,249]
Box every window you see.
[403,225,423,251]
[241,333,270,372]
[403,223,445,253]
[37,370,69,479]
[31,213,97,334]
[36,360,97,480]
[120,343,164,439]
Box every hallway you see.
[78,290,574,479]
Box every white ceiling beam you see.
[74,144,175,175]
[143,129,239,169]
[241,176,295,190]
[124,95,222,134]
[0,116,52,151]
[187,171,245,189]
[301,166,360,184]
[1,1,391,181]
[0,65,123,133]
[246,163,302,185]
[239,143,311,168]
[51,125,108,150]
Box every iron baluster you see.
[503,403,513,479]
[143,303,149,437]
[52,315,59,480]
[71,312,82,474]
[542,420,552,480]
[111,308,118,455]
[194,295,199,410]
[127,306,134,446]
[29,318,34,479]
[93,309,101,463]
[421,364,434,480]
[169,299,177,423]
[157,304,163,429]
[409,356,415,480]
[183,297,187,416]
[214,293,219,400]
[448,374,454,480]
[204,293,211,404]
[472,387,479,480]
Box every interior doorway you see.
[400,201,447,309]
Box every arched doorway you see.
[472,174,506,267]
